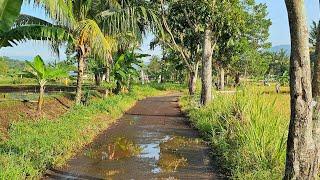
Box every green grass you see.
[180,85,289,179]
[0,84,183,179]
[148,82,187,91]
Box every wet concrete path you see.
[45,93,220,179]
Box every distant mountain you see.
[0,56,26,70]
[270,45,291,54]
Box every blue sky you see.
[256,0,319,45]
[0,0,319,62]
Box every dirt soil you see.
[0,96,73,140]
[45,93,223,179]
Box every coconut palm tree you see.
[23,55,67,113]
[2,0,161,104]
[1,1,116,105]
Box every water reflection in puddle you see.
[139,134,202,174]
[83,133,203,175]
[84,137,142,160]
[128,115,140,125]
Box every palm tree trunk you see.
[105,66,110,83]
[37,84,45,113]
[284,0,319,179]
[75,54,85,105]
[200,29,213,105]
[104,66,110,98]
[219,67,225,90]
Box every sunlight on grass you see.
[0,84,183,179]
[180,84,290,179]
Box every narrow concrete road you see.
[45,93,221,179]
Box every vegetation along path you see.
[45,93,221,179]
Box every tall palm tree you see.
[1,0,161,104]
[1,0,116,105]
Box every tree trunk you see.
[200,29,213,105]
[75,53,85,105]
[235,73,240,87]
[188,61,200,95]
[104,66,110,98]
[141,70,145,85]
[284,0,319,179]
[311,6,320,179]
[105,66,110,83]
[94,73,101,86]
[189,71,197,95]
[220,67,225,90]
[115,81,121,94]
[226,74,229,87]
[37,84,45,113]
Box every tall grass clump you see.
[180,86,289,179]
[0,85,167,179]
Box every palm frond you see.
[0,25,73,47]
[14,14,53,26]
[29,0,75,28]
[76,19,117,61]
[99,4,162,38]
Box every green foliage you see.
[0,56,25,71]
[146,55,162,80]
[0,0,23,32]
[265,49,290,83]
[23,55,67,86]
[310,21,318,47]
[112,51,148,91]
[276,71,289,86]
[180,86,289,179]
[0,85,163,179]
[149,82,187,91]
[100,81,116,89]
[0,58,8,75]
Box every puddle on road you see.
[139,135,204,173]
[125,115,141,126]
[83,133,204,175]
[84,137,142,160]
[157,152,188,172]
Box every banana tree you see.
[23,55,67,113]
[112,51,148,93]
[0,0,23,32]
[1,1,116,105]
[1,0,161,104]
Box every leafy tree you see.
[23,55,67,113]
[215,1,271,87]
[146,55,162,81]
[0,58,9,75]
[160,0,203,95]
[266,49,290,78]
[309,21,318,48]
